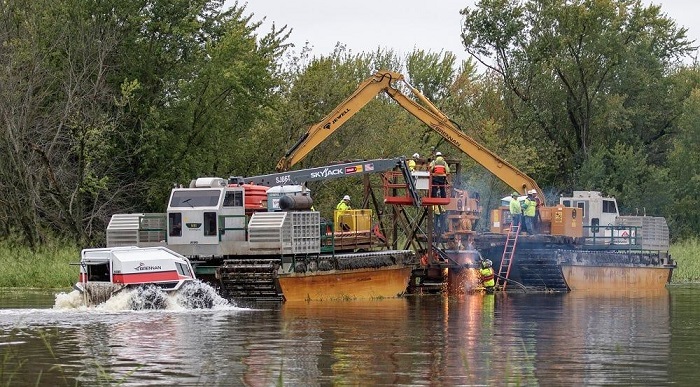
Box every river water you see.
[0,285,698,386]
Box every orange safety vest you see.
[431,159,447,176]
[480,267,495,282]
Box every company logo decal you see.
[310,167,344,179]
[134,262,162,271]
[345,165,363,174]
[323,108,351,129]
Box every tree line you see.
[1,0,699,248]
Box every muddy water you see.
[0,286,698,386]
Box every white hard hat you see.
[435,151,442,156]
[343,195,350,201]
[528,189,537,195]
[412,153,420,158]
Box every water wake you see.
[54,280,232,311]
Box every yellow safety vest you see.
[479,267,495,287]
[523,198,536,217]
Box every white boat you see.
[74,246,196,306]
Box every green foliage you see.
[406,50,458,101]
[667,87,700,239]
[576,142,669,215]
[100,1,291,208]
[0,0,291,245]
[0,0,130,246]
[0,241,77,288]
[460,0,694,190]
[669,239,700,282]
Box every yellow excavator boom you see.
[277,70,546,205]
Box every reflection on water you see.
[0,287,697,385]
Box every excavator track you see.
[216,259,284,301]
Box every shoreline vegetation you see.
[669,239,700,283]
[0,240,697,289]
[0,242,78,289]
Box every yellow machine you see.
[277,70,583,237]
[277,70,542,198]
[490,203,582,237]
[334,209,372,233]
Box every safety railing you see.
[382,171,451,205]
[583,225,640,248]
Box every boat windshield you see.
[170,189,222,208]
[176,262,192,278]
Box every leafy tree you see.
[0,0,289,246]
[0,0,122,246]
[577,142,669,215]
[96,0,290,209]
[667,85,700,239]
[460,0,694,191]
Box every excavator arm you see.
[384,79,545,203]
[277,70,545,204]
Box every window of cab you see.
[170,189,222,208]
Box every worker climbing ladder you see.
[496,222,520,290]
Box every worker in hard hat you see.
[509,192,522,232]
[408,153,420,172]
[429,151,450,198]
[479,259,496,293]
[336,195,352,232]
[523,191,537,234]
[530,189,542,233]
[336,195,352,211]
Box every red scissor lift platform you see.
[382,171,451,206]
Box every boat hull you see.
[474,234,675,291]
[278,265,413,301]
[562,265,672,291]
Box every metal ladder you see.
[496,223,520,290]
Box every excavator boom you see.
[278,70,545,204]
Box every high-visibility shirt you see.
[336,201,350,211]
[509,198,522,215]
[479,267,495,287]
[430,157,450,176]
[523,198,536,217]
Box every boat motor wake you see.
[55,280,232,311]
